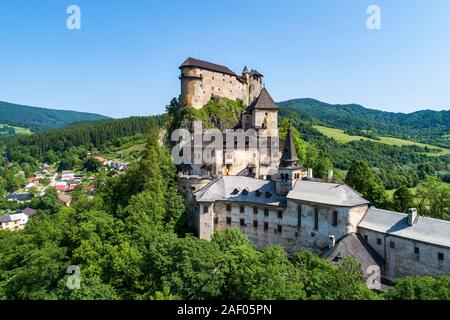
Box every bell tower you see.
[276,125,302,196]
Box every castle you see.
[176,58,450,285]
[180,57,264,109]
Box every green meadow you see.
[313,125,450,157]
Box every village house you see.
[58,193,72,207]
[0,213,29,231]
[5,192,32,202]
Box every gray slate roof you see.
[195,176,285,207]
[0,215,12,223]
[180,57,237,77]
[358,208,450,248]
[247,88,278,111]
[249,69,264,77]
[280,127,300,169]
[287,180,369,207]
[321,233,385,272]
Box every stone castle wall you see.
[358,227,450,281]
[197,199,369,255]
[180,67,249,109]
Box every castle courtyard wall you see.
[358,227,450,281]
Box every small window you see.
[214,216,218,224]
[203,206,209,214]
[277,225,282,233]
[232,188,240,195]
[264,222,269,231]
[331,211,338,227]
[242,189,249,195]
[297,206,302,229]
[438,252,444,261]
[240,218,245,226]
[390,241,395,249]
[226,217,232,225]
[377,238,382,245]
[295,231,299,237]
[253,207,258,214]
[191,187,196,191]
[265,191,272,198]
[414,247,420,255]
[240,206,245,213]
[278,211,283,219]
[364,235,368,242]
[226,204,231,212]
[314,209,319,230]
[264,208,269,216]
[253,220,258,228]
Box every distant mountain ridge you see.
[278,98,450,148]
[0,100,110,132]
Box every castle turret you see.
[248,69,264,103]
[246,88,278,137]
[276,125,302,196]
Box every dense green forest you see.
[0,100,109,132]
[1,119,448,300]
[280,107,450,190]
[7,116,160,165]
[278,98,450,148]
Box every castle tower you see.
[246,88,278,137]
[276,125,302,196]
[248,70,264,104]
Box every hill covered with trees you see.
[6,116,160,165]
[0,100,109,133]
[278,98,450,148]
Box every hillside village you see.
[0,155,129,230]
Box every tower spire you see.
[280,124,300,169]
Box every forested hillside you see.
[7,116,160,164]
[278,98,450,148]
[0,100,109,132]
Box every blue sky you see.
[0,0,449,118]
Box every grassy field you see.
[386,188,417,200]
[0,124,33,135]
[313,125,450,156]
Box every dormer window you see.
[265,191,272,198]
[242,189,249,196]
[232,188,240,195]
[256,190,262,197]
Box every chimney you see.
[329,235,336,248]
[307,168,313,180]
[408,208,418,226]
[328,170,334,182]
